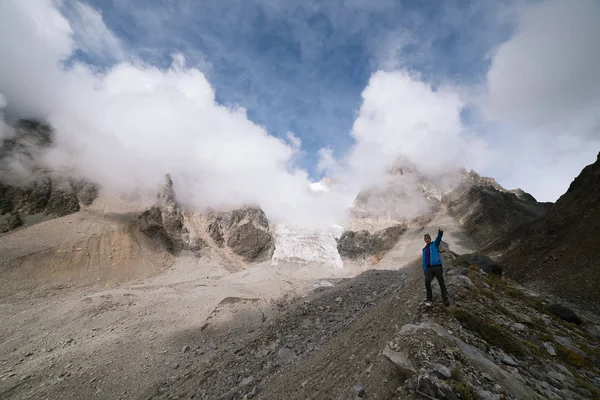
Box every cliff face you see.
[499,152,600,313]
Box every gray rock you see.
[584,324,600,339]
[337,225,407,259]
[354,384,365,398]
[401,322,543,399]
[239,376,255,387]
[382,345,416,379]
[6,176,52,214]
[44,179,80,217]
[501,354,519,367]
[453,253,504,276]
[549,304,582,325]
[182,345,190,353]
[552,364,573,377]
[227,221,274,262]
[512,323,525,332]
[547,371,568,383]
[276,348,296,365]
[449,274,475,290]
[432,363,452,379]
[543,342,556,356]
[0,211,23,232]
[207,219,224,246]
[477,389,500,400]
[554,336,586,357]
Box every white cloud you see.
[0,93,16,142]
[0,1,348,228]
[342,70,488,190]
[479,0,600,201]
[485,0,600,134]
[69,2,125,61]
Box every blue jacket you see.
[422,230,443,271]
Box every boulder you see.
[227,221,274,262]
[549,304,582,325]
[0,211,23,233]
[6,176,52,214]
[454,253,503,276]
[137,206,178,252]
[337,224,406,259]
[44,179,80,217]
[72,181,98,206]
[382,345,416,379]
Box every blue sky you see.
[75,0,513,178]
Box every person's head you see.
[424,233,431,244]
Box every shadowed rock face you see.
[498,152,600,313]
[208,207,274,262]
[0,120,99,233]
[337,224,407,259]
[138,175,274,262]
[442,171,549,247]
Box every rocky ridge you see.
[143,241,600,400]
[497,152,600,314]
[442,169,549,247]
[137,175,275,264]
[0,120,98,233]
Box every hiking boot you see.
[425,300,432,307]
[443,299,450,307]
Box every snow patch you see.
[272,224,345,268]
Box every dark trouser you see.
[425,265,448,302]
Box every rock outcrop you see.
[137,175,275,262]
[498,152,600,313]
[0,120,99,233]
[337,224,407,259]
[442,170,549,247]
[206,207,275,262]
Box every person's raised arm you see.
[434,227,443,247]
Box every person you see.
[422,227,449,306]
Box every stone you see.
[449,274,475,290]
[182,345,190,353]
[501,354,519,367]
[432,363,452,379]
[416,375,437,397]
[453,253,503,276]
[337,225,407,259]
[44,179,80,217]
[354,384,365,398]
[547,371,567,383]
[239,376,255,387]
[549,304,582,325]
[512,323,525,332]
[584,324,600,339]
[276,348,296,365]
[554,336,586,357]
[543,342,556,356]
[0,211,23,233]
[227,220,275,261]
[382,345,416,379]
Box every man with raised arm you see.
[422,227,449,307]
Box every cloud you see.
[485,0,600,134]
[0,93,16,142]
[479,0,600,200]
[340,70,489,190]
[67,2,126,61]
[0,1,348,228]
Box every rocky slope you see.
[441,169,549,248]
[497,152,600,314]
[0,120,98,233]
[137,175,275,265]
[143,244,600,400]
